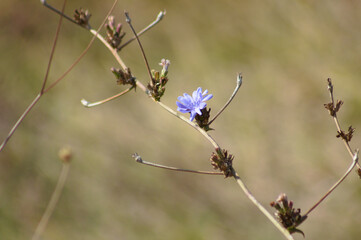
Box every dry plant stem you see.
[233,171,294,240]
[0,94,41,152]
[208,73,243,125]
[81,86,134,108]
[89,29,127,71]
[124,12,153,82]
[133,153,223,175]
[40,0,66,94]
[305,150,359,216]
[41,0,79,27]
[327,82,361,169]
[31,162,70,240]
[118,11,166,51]
[0,0,66,153]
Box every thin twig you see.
[40,0,66,94]
[41,0,79,26]
[0,94,41,152]
[326,78,361,169]
[81,86,134,108]
[124,11,154,83]
[31,162,71,240]
[208,73,243,125]
[118,11,166,51]
[233,170,295,240]
[305,150,359,216]
[132,153,223,175]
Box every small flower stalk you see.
[106,16,126,49]
[210,148,234,178]
[177,87,213,122]
[147,59,170,101]
[270,193,307,237]
[73,8,91,28]
[111,67,136,88]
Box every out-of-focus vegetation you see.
[1,0,361,239]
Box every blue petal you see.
[198,102,207,110]
[195,107,202,115]
[190,111,197,121]
[202,94,213,101]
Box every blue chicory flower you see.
[176,87,213,121]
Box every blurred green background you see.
[1,0,361,239]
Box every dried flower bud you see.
[324,100,343,117]
[336,126,355,142]
[73,8,91,27]
[270,193,307,236]
[210,148,234,178]
[195,107,212,131]
[111,67,136,87]
[105,16,126,49]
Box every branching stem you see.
[326,78,361,169]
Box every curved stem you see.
[81,86,134,108]
[233,170,294,240]
[208,73,242,125]
[31,162,70,240]
[124,11,153,82]
[132,153,223,175]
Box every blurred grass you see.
[1,0,361,239]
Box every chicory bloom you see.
[176,87,213,121]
